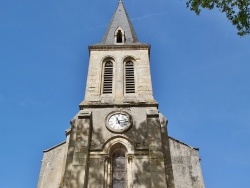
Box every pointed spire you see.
[101,0,139,45]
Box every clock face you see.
[106,112,131,133]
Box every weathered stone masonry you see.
[37,1,205,188]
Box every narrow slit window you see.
[117,30,123,43]
[125,61,135,93]
[103,61,113,94]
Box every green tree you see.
[186,0,250,36]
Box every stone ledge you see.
[79,102,158,109]
[89,44,150,51]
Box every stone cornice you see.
[88,44,151,51]
[79,102,158,109]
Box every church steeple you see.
[82,1,153,106]
[101,0,138,44]
[37,2,205,188]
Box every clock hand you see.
[116,117,120,124]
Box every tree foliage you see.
[186,0,250,36]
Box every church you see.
[37,1,205,187]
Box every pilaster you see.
[62,111,92,188]
[147,109,168,188]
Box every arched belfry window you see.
[103,61,113,94]
[112,148,127,188]
[114,27,125,44]
[125,61,135,93]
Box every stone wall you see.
[37,142,67,188]
[76,106,155,151]
[37,108,205,188]
[82,47,154,104]
[169,137,205,188]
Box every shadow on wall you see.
[60,115,172,187]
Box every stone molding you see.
[89,44,150,51]
[79,102,158,109]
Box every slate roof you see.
[101,0,138,45]
[88,0,150,48]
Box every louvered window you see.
[103,61,113,94]
[125,61,135,93]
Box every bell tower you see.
[82,0,154,105]
[37,1,205,188]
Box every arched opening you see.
[103,139,134,188]
[116,30,123,43]
[103,61,113,94]
[125,61,135,93]
[114,27,125,44]
[112,147,127,188]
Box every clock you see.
[106,112,132,133]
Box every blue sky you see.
[0,0,250,187]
